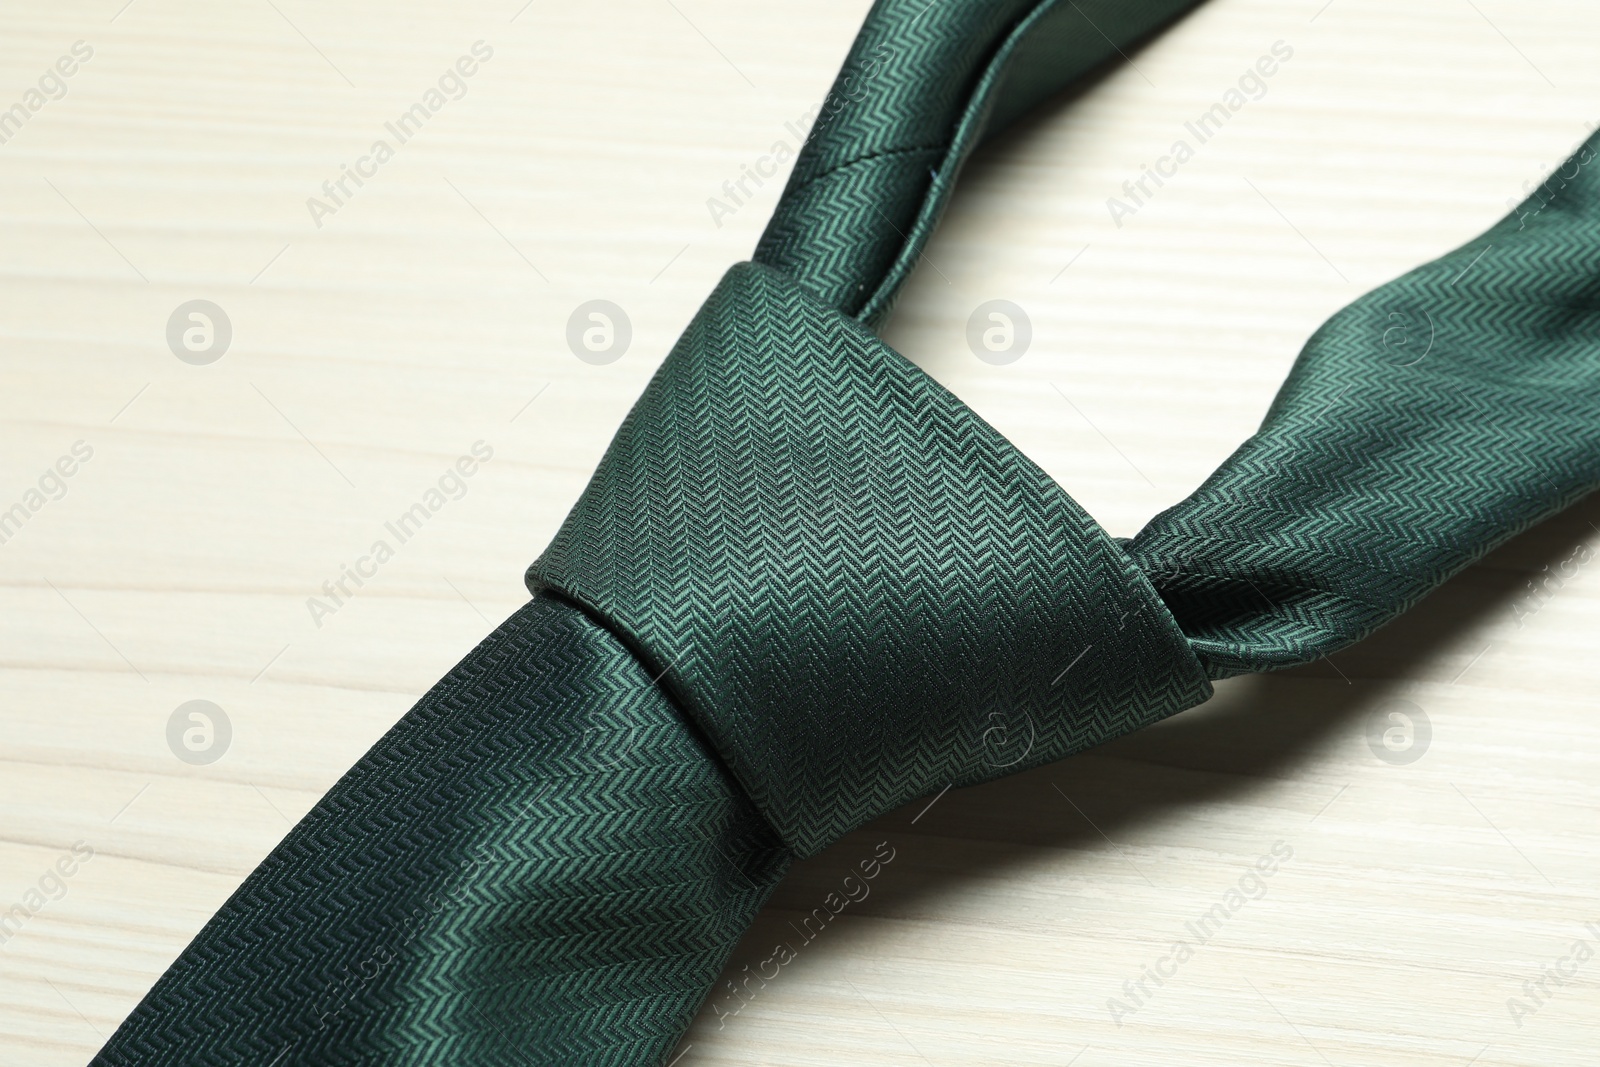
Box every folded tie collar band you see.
[94,1,1600,1064]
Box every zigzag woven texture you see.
[90,0,1600,1063]
[531,261,1212,855]
[755,0,1206,326]
[1127,130,1600,676]
[763,0,1600,679]
[92,595,789,1066]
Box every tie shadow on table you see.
[700,490,1600,1012]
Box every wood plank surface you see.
[2,1,1597,1064]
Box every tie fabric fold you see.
[93,0,1600,1063]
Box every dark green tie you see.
[93,1,1600,1064]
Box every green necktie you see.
[94,1,1600,1064]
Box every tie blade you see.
[93,594,790,1067]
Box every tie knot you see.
[531,261,1211,855]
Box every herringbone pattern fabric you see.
[93,0,1600,1063]
[532,261,1211,855]
[93,596,789,1066]
[1123,146,1600,675]
[755,0,1205,326]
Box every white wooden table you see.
[2,1,1598,1064]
